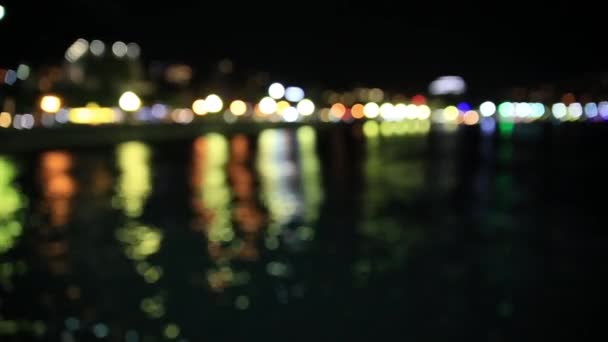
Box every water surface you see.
[0,124,606,341]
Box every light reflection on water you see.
[0,156,24,255]
[0,125,605,340]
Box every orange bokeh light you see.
[351,104,364,119]
[463,110,480,125]
[330,103,346,118]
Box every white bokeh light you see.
[285,87,305,102]
[282,106,299,122]
[118,91,142,112]
[268,83,285,99]
[259,97,277,115]
[479,101,496,117]
[112,41,128,57]
[90,40,105,56]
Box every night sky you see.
[1,1,605,92]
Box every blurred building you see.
[57,39,153,107]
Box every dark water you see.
[1,124,607,341]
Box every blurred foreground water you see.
[1,123,607,341]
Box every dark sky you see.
[1,0,605,91]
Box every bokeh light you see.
[330,103,346,119]
[164,324,180,339]
[584,102,598,118]
[429,76,466,95]
[498,102,515,118]
[285,87,305,102]
[481,117,496,135]
[394,104,407,121]
[21,114,34,129]
[118,91,142,112]
[363,120,379,137]
[192,99,207,115]
[552,103,567,119]
[416,105,431,120]
[363,102,380,118]
[0,112,11,128]
[40,95,62,113]
[369,88,384,102]
[268,83,285,99]
[568,102,583,120]
[16,64,30,80]
[204,94,223,113]
[598,101,608,118]
[463,110,480,125]
[404,104,417,119]
[112,41,128,57]
[65,39,89,62]
[479,101,496,117]
[443,106,459,121]
[379,103,395,120]
[562,92,575,104]
[350,104,364,119]
[90,40,105,56]
[229,100,247,116]
[514,102,532,118]
[411,94,426,105]
[296,99,315,116]
[259,97,277,115]
[531,103,545,118]
[3,69,16,85]
[127,42,141,59]
[282,106,299,122]
[276,100,290,115]
[457,102,471,112]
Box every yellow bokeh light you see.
[443,106,459,121]
[40,95,62,113]
[204,94,223,113]
[369,88,384,102]
[276,100,290,115]
[69,106,116,125]
[192,99,207,115]
[0,112,11,128]
[259,97,277,115]
[296,99,315,116]
[380,121,395,137]
[405,104,417,119]
[164,324,180,339]
[363,102,380,118]
[116,142,152,218]
[196,133,234,243]
[319,108,330,122]
[416,105,431,120]
[230,100,247,116]
[118,91,142,112]
[363,120,379,137]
